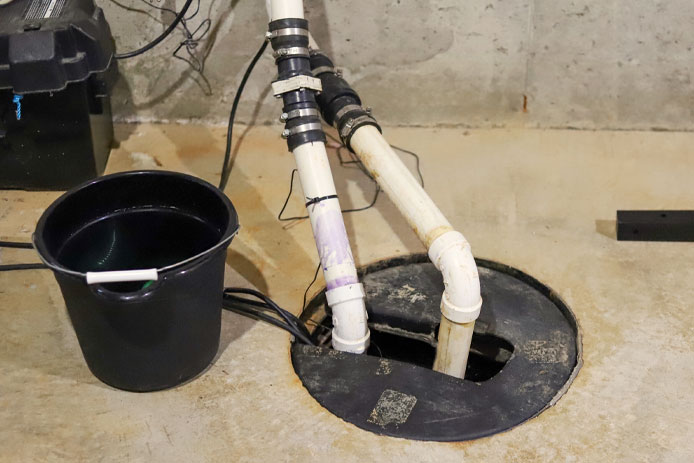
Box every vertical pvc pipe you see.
[293,142,370,352]
[269,0,304,20]
[267,0,370,353]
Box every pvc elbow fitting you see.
[326,283,370,353]
[428,231,482,324]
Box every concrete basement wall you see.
[105,0,694,130]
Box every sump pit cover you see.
[291,256,582,442]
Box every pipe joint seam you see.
[285,129,326,151]
[441,291,482,324]
[326,283,365,307]
[331,330,370,353]
[268,18,308,31]
[428,231,470,270]
[339,114,380,150]
[334,104,365,122]
[283,113,325,150]
[328,283,370,353]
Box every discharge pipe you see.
[309,46,482,378]
[266,0,369,353]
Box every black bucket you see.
[34,170,239,391]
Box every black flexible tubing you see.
[218,39,269,190]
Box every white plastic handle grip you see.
[86,269,158,285]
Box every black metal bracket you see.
[617,210,694,242]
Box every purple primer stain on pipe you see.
[312,204,359,290]
[327,276,359,290]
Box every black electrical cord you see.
[277,169,381,222]
[326,131,425,189]
[227,288,310,338]
[223,293,311,339]
[302,262,321,310]
[114,0,195,60]
[0,241,47,272]
[0,263,47,272]
[390,144,425,189]
[218,39,269,190]
[223,301,302,336]
[136,0,211,73]
[223,287,314,345]
[277,135,424,222]
[223,299,313,345]
[0,241,33,249]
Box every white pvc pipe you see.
[268,0,369,353]
[349,125,482,378]
[293,142,370,353]
[427,231,482,377]
[268,0,304,21]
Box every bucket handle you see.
[32,227,239,283]
[85,269,158,285]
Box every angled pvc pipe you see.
[348,126,482,378]
[304,35,482,377]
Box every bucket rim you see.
[33,170,239,281]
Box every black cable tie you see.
[305,194,338,210]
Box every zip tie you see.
[13,94,22,121]
[305,194,338,210]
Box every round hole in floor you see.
[291,255,582,442]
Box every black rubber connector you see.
[269,19,326,152]
[269,18,309,31]
[309,51,381,150]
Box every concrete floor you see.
[1,124,693,462]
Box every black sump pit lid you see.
[292,255,582,442]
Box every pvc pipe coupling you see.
[428,231,482,324]
[326,283,370,353]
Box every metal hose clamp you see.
[280,108,320,122]
[339,115,379,142]
[281,122,323,139]
[266,27,309,39]
[334,104,364,123]
[273,47,310,59]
